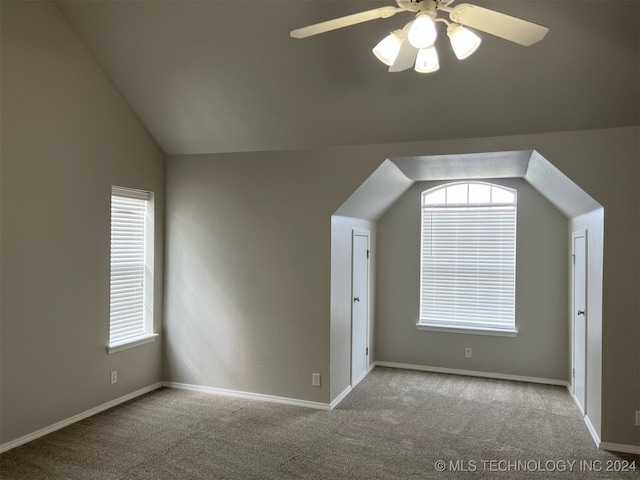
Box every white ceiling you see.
[55,0,639,155]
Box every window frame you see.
[107,186,157,354]
[417,181,518,337]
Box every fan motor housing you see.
[397,0,439,15]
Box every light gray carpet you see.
[1,367,638,479]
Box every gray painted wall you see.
[163,151,379,403]
[1,1,165,444]
[1,1,636,448]
[375,178,569,379]
[167,127,637,447]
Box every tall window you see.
[108,186,156,352]
[419,182,517,335]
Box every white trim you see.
[351,361,376,389]
[330,385,352,410]
[579,415,640,456]
[375,363,640,454]
[416,324,518,337]
[3,373,636,455]
[107,333,158,354]
[420,183,517,333]
[571,392,585,416]
[351,367,369,389]
[109,187,155,346]
[583,414,600,448]
[163,382,331,410]
[0,382,162,454]
[374,361,569,387]
[333,363,375,409]
[599,442,640,455]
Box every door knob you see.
[577,310,585,316]
[354,297,360,302]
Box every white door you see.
[572,231,587,414]
[351,231,369,386]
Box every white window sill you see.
[416,324,518,337]
[107,333,158,354]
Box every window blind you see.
[420,205,516,331]
[109,187,153,345]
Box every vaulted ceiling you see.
[55,0,639,155]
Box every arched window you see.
[419,182,517,335]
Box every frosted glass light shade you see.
[414,46,439,73]
[407,14,437,49]
[373,31,404,66]
[447,24,481,60]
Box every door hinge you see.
[572,367,575,378]
[572,254,575,264]
[366,250,370,259]
[366,347,369,356]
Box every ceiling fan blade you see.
[291,6,405,39]
[388,39,418,72]
[448,3,549,46]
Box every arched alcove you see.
[330,149,604,444]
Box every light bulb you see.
[407,13,437,49]
[372,31,404,66]
[447,24,481,60]
[414,46,439,73]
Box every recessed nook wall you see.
[376,178,569,379]
[330,149,606,445]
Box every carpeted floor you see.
[1,367,638,479]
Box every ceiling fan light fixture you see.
[291,0,550,74]
[447,24,481,60]
[407,13,437,49]
[414,46,439,73]
[372,30,405,66]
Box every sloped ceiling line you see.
[55,1,639,155]
[334,150,602,220]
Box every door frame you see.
[351,229,370,387]
[571,230,587,415]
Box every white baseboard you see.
[163,381,331,410]
[331,362,377,410]
[375,362,640,454]
[584,416,640,455]
[374,361,570,387]
[583,414,600,448]
[0,381,330,454]
[4,372,637,456]
[0,382,163,454]
[571,393,586,416]
[599,442,640,455]
[330,385,352,410]
[351,367,370,389]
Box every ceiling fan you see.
[290,0,549,73]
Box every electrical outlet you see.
[110,371,117,385]
[635,411,640,427]
[312,373,321,387]
[465,348,472,358]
